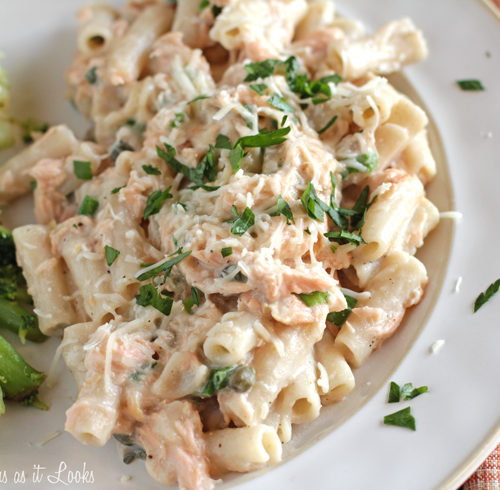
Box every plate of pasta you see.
[0,1,499,489]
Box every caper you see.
[229,365,255,393]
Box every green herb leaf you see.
[135,284,173,316]
[142,164,161,175]
[212,4,223,17]
[326,294,357,327]
[221,247,233,257]
[236,126,291,148]
[388,381,401,403]
[183,286,202,314]
[85,66,98,85]
[324,230,365,246]
[78,195,99,216]
[20,118,49,144]
[383,406,416,431]
[274,195,294,224]
[301,182,326,222]
[268,93,295,112]
[187,94,211,104]
[317,114,338,135]
[73,160,93,180]
[343,153,378,176]
[143,187,173,219]
[29,180,37,191]
[215,134,232,150]
[244,59,280,82]
[104,245,120,266]
[136,250,191,281]
[249,83,267,95]
[229,144,244,172]
[473,278,500,312]
[298,291,329,307]
[456,79,485,91]
[111,185,125,194]
[199,0,209,10]
[170,112,185,128]
[230,206,255,236]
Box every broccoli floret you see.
[0,226,45,343]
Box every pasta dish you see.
[0,1,439,488]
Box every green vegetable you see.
[142,164,161,175]
[113,434,147,464]
[84,66,98,85]
[317,114,338,135]
[327,294,357,327]
[170,112,185,128]
[244,59,280,82]
[221,247,233,257]
[298,291,329,307]
[20,118,49,144]
[268,93,295,112]
[104,245,120,266]
[211,4,223,17]
[0,334,45,402]
[157,144,216,186]
[198,0,209,10]
[135,284,173,316]
[473,278,500,312]
[388,381,428,403]
[197,365,255,397]
[187,94,211,104]
[73,160,93,180]
[183,286,202,314]
[456,79,484,91]
[136,250,191,281]
[229,144,244,172]
[215,134,232,150]
[323,230,365,246]
[271,195,294,224]
[143,187,173,220]
[236,126,290,148]
[342,153,378,176]
[0,226,45,343]
[301,182,328,222]
[230,206,255,236]
[249,83,267,95]
[78,195,99,216]
[383,406,416,431]
[30,180,37,191]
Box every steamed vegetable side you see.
[0,225,47,414]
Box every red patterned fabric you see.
[463,444,500,490]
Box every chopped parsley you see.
[249,83,267,95]
[244,59,280,82]
[230,206,255,236]
[20,118,49,144]
[29,180,37,192]
[170,112,185,128]
[187,94,211,104]
[215,134,232,150]
[323,230,365,246]
[301,182,328,222]
[327,294,357,326]
[198,0,209,10]
[383,406,416,431]
[317,114,338,135]
[271,195,294,224]
[236,126,291,148]
[197,365,255,397]
[142,164,161,175]
[135,284,173,316]
[111,185,125,194]
[73,160,93,180]
[78,195,99,216]
[104,245,120,266]
[342,153,378,176]
[268,93,295,112]
[157,143,216,186]
[143,187,173,219]
[298,291,329,307]
[136,250,191,281]
[85,66,98,85]
[456,79,485,91]
[388,381,428,403]
[221,247,233,257]
[473,278,500,312]
[183,286,202,314]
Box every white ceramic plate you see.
[1,1,499,489]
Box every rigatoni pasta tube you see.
[205,425,282,474]
[106,4,174,85]
[0,125,78,203]
[13,224,78,335]
[77,4,118,56]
